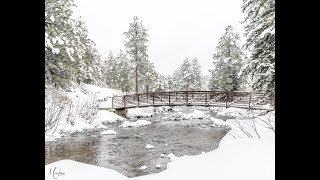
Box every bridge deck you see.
[112,91,274,111]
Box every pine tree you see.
[241,0,275,96]
[104,51,118,88]
[174,58,196,91]
[166,75,174,91]
[124,16,149,94]
[154,75,167,92]
[116,49,133,94]
[191,58,203,90]
[209,26,244,91]
[140,62,158,93]
[45,0,101,89]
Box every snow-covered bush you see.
[76,96,99,124]
[45,86,100,135]
[45,88,72,133]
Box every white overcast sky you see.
[73,0,245,75]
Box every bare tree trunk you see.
[135,64,138,94]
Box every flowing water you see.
[45,108,229,177]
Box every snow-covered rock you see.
[139,165,147,170]
[146,144,155,149]
[210,117,229,127]
[156,164,161,169]
[183,110,205,119]
[100,130,117,135]
[127,107,154,118]
[160,154,166,158]
[119,120,151,128]
[96,124,107,129]
[94,111,125,125]
[167,153,177,161]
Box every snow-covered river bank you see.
[46,109,229,177]
[45,83,275,180]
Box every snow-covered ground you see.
[45,83,125,141]
[119,120,152,128]
[45,106,275,180]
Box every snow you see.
[52,48,60,54]
[139,165,147,170]
[145,144,154,149]
[45,160,127,180]
[45,132,62,142]
[183,109,205,119]
[61,120,95,134]
[210,117,229,127]
[46,108,274,180]
[160,154,166,158]
[100,130,117,135]
[94,111,125,124]
[166,153,181,161]
[127,107,154,118]
[96,124,106,129]
[119,120,151,128]
[163,108,206,121]
[45,83,125,141]
[50,15,54,22]
[156,164,161,169]
[216,107,266,119]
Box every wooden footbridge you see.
[111,91,274,113]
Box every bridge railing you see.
[112,91,274,110]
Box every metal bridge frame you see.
[112,91,274,111]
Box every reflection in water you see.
[45,135,102,165]
[45,112,229,177]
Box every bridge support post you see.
[205,91,208,106]
[152,93,155,106]
[225,92,228,108]
[186,91,188,105]
[249,92,251,109]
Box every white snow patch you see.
[210,117,230,127]
[183,109,205,119]
[156,164,161,169]
[96,124,107,129]
[127,107,154,118]
[146,144,154,149]
[50,15,54,22]
[94,110,125,125]
[100,130,117,135]
[119,120,151,128]
[160,154,166,158]
[139,165,147,170]
[45,160,127,180]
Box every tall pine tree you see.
[209,26,244,91]
[241,0,275,96]
[124,16,149,94]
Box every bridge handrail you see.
[112,90,267,98]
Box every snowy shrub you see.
[45,89,72,133]
[76,96,99,124]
